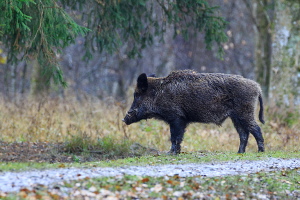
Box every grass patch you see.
[0,97,299,153]
[3,168,300,199]
[0,162,58,172]
[64,134,134,159]
[0,151,299,172]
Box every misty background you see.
[0,0,299,107]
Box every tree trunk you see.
[10,63,17,99]
[21,62,28,95]
[30,59,51,98]
[4,63,10,99]
[271,1,300,106]
[254,0,274,100]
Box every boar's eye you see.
[134,92,141,99]
[134,92,143,101]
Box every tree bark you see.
[21,62,28,95]
[30,59,51,98]
[271,0,300,106]
[254,0,274,100]
[10,63,17,99]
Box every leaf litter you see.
[0,158,299,199]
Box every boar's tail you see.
[258,94,265,124]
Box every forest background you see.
[0,0,299,157]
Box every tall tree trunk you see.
[254,0,274,100]
[21,62,27,95]
[10,63,18,100]
[4,63,10,99]
[30,59,51,98]
[271,0,300,107]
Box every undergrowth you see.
[64,134,134,159]
[0,95,299,156]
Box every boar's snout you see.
[122,108,138,125]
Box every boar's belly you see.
[183,103,230,125]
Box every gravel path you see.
[1,158,299,193]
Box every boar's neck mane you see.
[147,70,201,89]
[163,70,200,82]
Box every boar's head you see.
[123,73,156,125]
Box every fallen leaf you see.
[208,186,215,190]
[141,178,149,183]
[152,184,163,192]
[20,188,31,193]
[19,191,27,198]
[162,195,168,200]
[58,164,65,168]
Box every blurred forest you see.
[0,0,299,106]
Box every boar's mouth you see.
[123,108,158,125]
[122,110,138,125]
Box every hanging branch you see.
[0,0,227,87]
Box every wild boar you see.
[123,70,265,154]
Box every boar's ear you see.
[137,73,148,92]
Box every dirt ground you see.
[0,141,102,163]
[0,141,158,163]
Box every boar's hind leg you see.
[169,119,187,155]
[231,116,250,153]
[249,122,265,152]
[231,115,265,153]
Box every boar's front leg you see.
[168,119,187,155]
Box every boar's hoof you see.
[258,147,265,152]
[167,149,181,155]
[166,151,177,155]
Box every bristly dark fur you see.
[123,70,265,154]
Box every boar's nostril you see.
[122,119,125,122]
